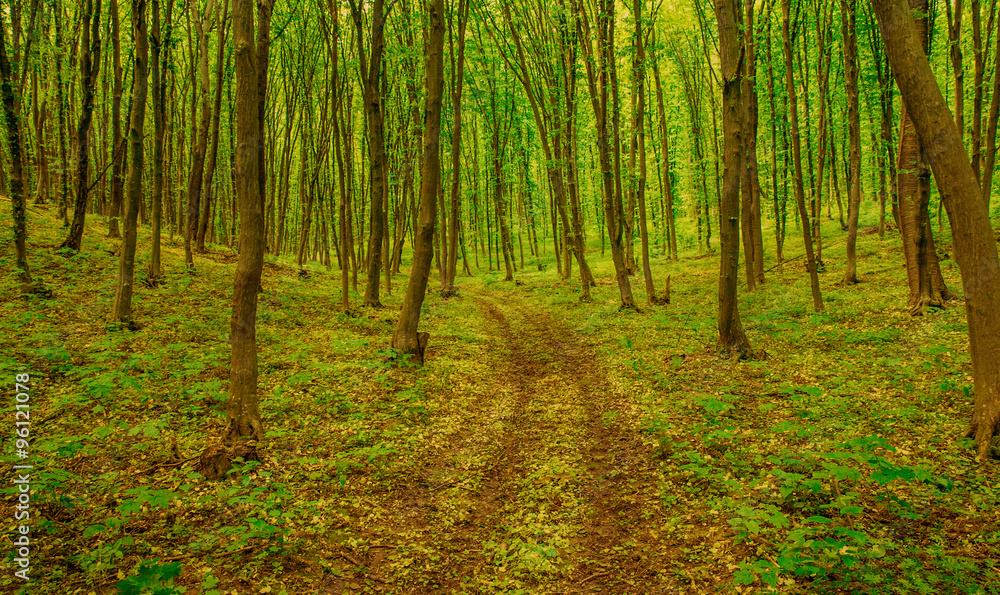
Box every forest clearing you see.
[2,0,1000,592]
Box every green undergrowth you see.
[1,200,998,594]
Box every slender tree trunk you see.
[112,0,149,323]
[108,0,124,239]
[741,0,763,290]
[842,0,862,285]
[185,0,215,267]
[353,0,392,308]
[60,0,103,252]
[199,1,229,251]
[782,0,823,311]
[632,0,655,302]
[444,0,468,293]
[148,0,172,280]
[0,0,37,292]
[575,0,635,308]
[393,0,444,361]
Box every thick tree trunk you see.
[715,0,752,359]
[112,0,149,324]
[226,0,270,442]
[896,0,952,314]
[875,0,1000,461]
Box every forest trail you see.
[353,289,689,593]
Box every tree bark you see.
[842,0,862,285]
[0,0,36,293]
[392,0,445,361]
[715,0,752,358]
[60,0,102,252]
[112,0,149,324]
[350,0,392,308]
[185,0,215,267]
[445,0,468,294]
[108,0,124,239]
[226,0,269,442]
[875,0,1000,461]
[575,0,636,309]
[782,0,823,312]
[632,0,655,302]
[199,0,230,252]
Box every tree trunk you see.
[0,0,36,292]
[353,0,392,308]
[393,0,444,361]
[740,0,763,290]
[112,0,149,324]
[875,0,1000,461]
[782,0,823,312]
[226,0,270,442]
[575,0,635,309]
[715,0,752,358]
[445,0,468,294]
[60,0,102,252]
[632,0,655,302]
[896,0,951,314]
[842,0,862,285]
[199,1,229,252]
[108,0,124,239]
[148,0,173,281]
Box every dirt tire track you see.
[480,292,680,592]
[520,305,678,591]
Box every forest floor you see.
[1,201,1000,594]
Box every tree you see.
[185,0,217,268]
[740,0,764,291]
[841,0,862,286]
[0,0,39,294]
[60,0,103,252]
[444,0,470,295]
[148,0,174,281]
[349,0,394,308]
[108,0,125,239]
[575,0,636,309]
[715,0,752,359]
[226,0,272,441]
[874,0,1000,460]
[781,0,823,312]
[392,0,445,362]
[111,0,150,324]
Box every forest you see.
[1,0,1000,591]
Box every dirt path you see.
[353,290,684,594]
